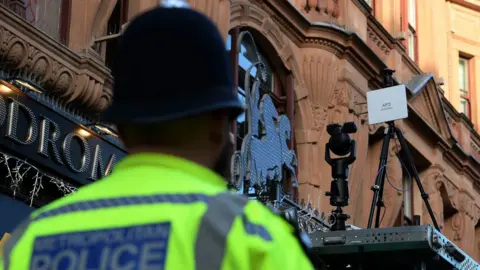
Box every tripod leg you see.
[394,128,441,231]
[374,126,397,228]
[367,125,394,228]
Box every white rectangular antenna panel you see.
[367,85,408,125]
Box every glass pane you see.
[226,34,232,51]
[459,58,468,91]
[460,98,468,115]
[408,29,415,60]
[238,33,275,92]
[237,87,246,123]
[236,87,247,143]
[408,0,416,28]
[239,38,258,77]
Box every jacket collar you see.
[114,153,227,188]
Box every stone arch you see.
[439,184,457,219]
[229,0,313,131]
[424,166,457,207]
[229,0,320,205]
[421,166,458,230]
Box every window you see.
[1,0,26,18]
[104,0,129,69]
[2,0,69,43]
[408,27,415,60]
[459,57,471,118]
[408,0,416,27]
[59,0,72,45]
[363,0,375,15]
[407,0,417,60]
[227,31,277,147]
[403,0,417,61]
[227,29,295,196]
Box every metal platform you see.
[308,225,479,270]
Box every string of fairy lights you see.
[2,150,77,207]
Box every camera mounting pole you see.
[325,122,358,231]
[367,69,440,231]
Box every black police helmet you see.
[101,5,244,124]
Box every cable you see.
[325,212,337,227]
[372,136,412,193]
[386,137,412,192]
[379,205,387,226]
[371,135,412,228]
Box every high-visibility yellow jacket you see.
[1,153,314,270]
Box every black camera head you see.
[341,122,358,134]
[326,124,342,136]
[326,122,358,156]
[327,122,358,136]
[383,68,396,87]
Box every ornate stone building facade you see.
[2,0,480,261]
[372,0,480,132]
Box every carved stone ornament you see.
[457,189,479,222]
[366,27,391,56]
[451,213,465,241]
[230,33,297,193]
[421,165,457,205]
[0,7,113,112]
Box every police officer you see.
[0,2,314,270]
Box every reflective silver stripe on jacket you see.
[195,193,249,269]
[2,192,271,270]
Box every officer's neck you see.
[128,146,216,170]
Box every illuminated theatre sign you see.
[0,82,127,185]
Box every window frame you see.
[364,0,375,15]
[230,30,286,145]
[228,28,296,197]
[459,56,471,118]
[234,72,281,138]
[3,0,27,19]
[407,26,416,60]
[59,0,72,45]
[104,0,129,69]
[402,0,418,61]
